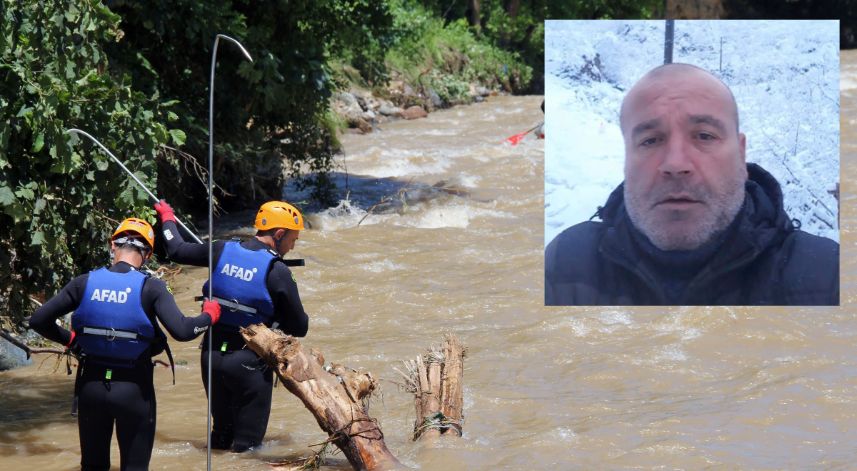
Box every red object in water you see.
[504,123,540,145]
[505,131,529,145]
[505,122,544,145]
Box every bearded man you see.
[545,63,839,306]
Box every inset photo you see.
[544,20,839,306]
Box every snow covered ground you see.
[544,20,840,245]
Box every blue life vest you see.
[72,268,155,365]
[202,241,276,328]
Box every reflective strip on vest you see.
[81,327,144,341]
[194,295,258,314]
[211,296,257,314]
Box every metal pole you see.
[66,128,204,244]
[206,33,252,471]
[67,130,305,270]
[664,19,675,64]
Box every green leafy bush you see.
[384,0,532,97]
[405,0,663,94]
[0,0,172,328]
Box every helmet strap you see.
[112,237,152,267]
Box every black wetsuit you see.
[29,262,212,471]
[159,220,309,452]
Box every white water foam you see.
[842,73,857,92]
[598,310,634,327]
[350,148,453,178]
[309,199,383,231]
[568,318,592,337]
[458,173,481,188]
[392,204,473,229]
[656,344,689,362]
[386,201,513,229]
[152,442,196,457]
[420,128,460,136]
[359,259,406,273]
[655,312,705,341]
[555,426,577,441]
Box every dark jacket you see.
[545,164,839,306]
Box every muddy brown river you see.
[0,65,854,470]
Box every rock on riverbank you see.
[0,335,32,371]
[331,81,495,134]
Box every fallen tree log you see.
[397,333,465,440]
[240,324,401,471]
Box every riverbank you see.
[331,78,497,134]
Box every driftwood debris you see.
[397,333,465,440]
[357,180,473,226]
[240,324,401,471]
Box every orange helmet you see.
[254,201,304,231]
[112,217,155,250]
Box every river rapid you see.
[0,66,854,470]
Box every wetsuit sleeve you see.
[159,220,209,266]
[267,263,309,337]
[143,277,213,341]
[28,274,88,346]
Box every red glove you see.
[202,300,221,325]
[154,199,176,223]
[66,330,76,348]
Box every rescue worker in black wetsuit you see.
[153,199,309,452]
[29,217,221,471]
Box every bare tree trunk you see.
[467,0,481,30]
[505,0,520,18]
[438,334,465,435]
[665,0,725,18]
[416,358,442,440]
[241,324,401,471]
[398,334,466,440]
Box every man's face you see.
[621,67,748,251]
[277,229,300,256]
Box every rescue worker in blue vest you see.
[153,199,310,452]
[29,217,221,471]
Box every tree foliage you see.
[0,0,173,328]
[384,0,532,100]
[106,0,394,208]
[0,0,397,328]
[413,0,662,93]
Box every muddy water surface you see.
[1,67,856,471]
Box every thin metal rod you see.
[65,128,204,244]
[664,19,675,64]
[206,33,253,471]
[206,36,216,471]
